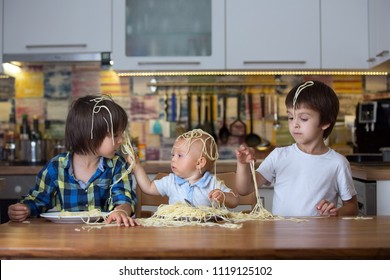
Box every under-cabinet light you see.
[2,63,21,77]
[117,70,388,77]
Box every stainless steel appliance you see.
[354,98,390,153]
[353,179,376,216]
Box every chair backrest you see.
[216,172,257,212]
[135,172,257,218]
[135,173,169,218]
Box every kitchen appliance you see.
[353,179,376,216]
[354,98,390,153]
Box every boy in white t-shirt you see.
[235,80,358,217]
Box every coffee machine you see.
[354,98,390,153]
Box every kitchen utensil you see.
[259,93,270,146]
[218,95,230,144]
[245,93,262,147]
[187,89,192,130]
[162,88,171,137]
[176,90,186,136]
[169,91,177,136]
[201,96,214,136]
[164,88,169,121]
[209,93,218,141]
[273,94,281,130]
[196,92,202,129]
[152,119,162,135]
[184,199,196,208]
[171,91,177,123]
[230,92,246,141]
[152,89,162,135]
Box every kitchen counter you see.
[1,216,390,260]
[349,162,390,215]
[0,146,271,176]
[349,163,390,181]
[2,159,390,182]
[0,160,239,176]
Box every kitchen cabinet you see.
[353,179,376,215]
[321,0,369,69]
[0,175,35,199]
[0,0,3,72]
[226,0,321,70]
[367,0,390,68]
[259,187,273,213]
[3,0,111,60]
[350,163,390,215]
[112,0,225,71]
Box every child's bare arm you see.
[235,145,270,195]
[127,155,160,196]
[317,195,359,216]
[235,145,257,195]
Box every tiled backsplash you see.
[0,63,389,161]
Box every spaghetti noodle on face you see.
[65,94,128,155]
[172,129,219,177]
[173,129,219,165]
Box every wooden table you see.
[1,216,390,260]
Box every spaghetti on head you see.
[285,80,339,140]
[65,94,128,155]
[173,129,219,173]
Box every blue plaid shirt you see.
[21,152,137,217]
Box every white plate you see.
[40,212,109,224]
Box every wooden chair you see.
[217,172,257,212]
[135,172,257,218]
[135,173,169,218]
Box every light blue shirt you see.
[154,171,232,206]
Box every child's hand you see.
[235,144,256,164]
[316,199,338,216]
[208,189,225,205]
[126,154,137,165]
[106,209,140,227]
[8,203,30,222]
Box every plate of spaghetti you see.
[40,210,109,224]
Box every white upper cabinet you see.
[321,0,369,69]
[226,0,321,70]
[3,0,111,60]
[0,0,3,72]
[367,0,390,68]
[112,0,225,71]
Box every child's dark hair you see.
[285,80,339,140]
[65,94,128,154]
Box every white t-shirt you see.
[154,171,232,206]
[258,144,357,216]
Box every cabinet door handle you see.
[367,57,376,62]
[138,61,201,66]
[243,60,306,64]
[375,50,389,57]
[26,44,88,49]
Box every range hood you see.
[3,52,111,64]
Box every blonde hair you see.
[172,129,219,173]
